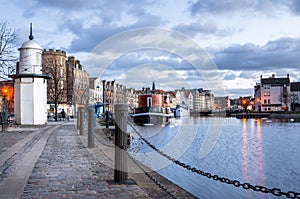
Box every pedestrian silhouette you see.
[61,109,66,121]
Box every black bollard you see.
[88,108,94,148]
[79,108,84,135]
[114,104,128,183]
[77,108,81,130]
[105,110,109,129]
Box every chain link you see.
[126,116,178,199]
[126,117,300,198]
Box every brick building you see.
[42,49,89,117]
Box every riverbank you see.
[232,112,300,120]
[83,126,197,199]
[268,113,300,119]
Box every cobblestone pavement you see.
[0,128,35,155]
[0,127,48,186]
[20,123,149,199]
[0,120,196,199]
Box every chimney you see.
[287,73,289,78]
[272,74,275,78]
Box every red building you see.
[138,94,164,108]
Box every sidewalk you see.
[0,119,196,199]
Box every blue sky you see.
[1,0,300,97]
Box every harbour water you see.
[128,117,300,199]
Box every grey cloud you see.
[223,72,237,80]
[224,88,254,97]
[190,0,300,16]
[61,8,165,53]
[107,50,194,74]
[35,0,145,12]
[213,37,300,71]
[190,0,254,16]
[290,0,300,14]
[173,21,218,36]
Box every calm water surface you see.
[128,117,300,199]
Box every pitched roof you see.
[261,77,289,86]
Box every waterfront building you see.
[42,49,67,104]
[175,88,214,113]
[214,96,230,110]
[89,77,103,105]
[125,88,138,110]
[290,82,300,111]
[102,80,126,112]
[42,50,89,117]
[175,89,193,110]
[165,91,176,109]
[67,56,89,115]
[254,74,290,111]
[196,89,214,112]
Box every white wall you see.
[14,77,48,125]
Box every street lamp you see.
[1,88,8,132]
[102,80,105,113]
[96,85,100,103]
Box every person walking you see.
[61,109,66,121]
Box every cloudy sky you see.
[2,0,300,97]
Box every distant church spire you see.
[152,81,156,93]
[29,23,34,40]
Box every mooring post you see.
[88,108,94,148]
[114,104,128,183]
[106,110,109,129]
[77,108,80,130]
[79,108,84,136]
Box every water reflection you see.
[129,117,299,199]
[241,118,250,183]
[241,118,267,198]
[255,119,265,189]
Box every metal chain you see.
[126,116,300,199]
[120,115,178,199]
[126,149,178,199]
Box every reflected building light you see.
[242,118,250,183]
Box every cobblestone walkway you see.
[21,124,148,199]
[0,129,35,155]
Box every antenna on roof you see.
[29,23,34,40]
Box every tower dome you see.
[18,23,42,74]
[20,39,42,50]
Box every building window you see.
[264,99,267,104]
[147,97,152,107]
[60,68,64,78]
[267,92,270,96]
[268,99,270,104]
[61,80,64,89]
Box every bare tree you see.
[43,56,66,121]
[278,89,290,111]
[289,92,298,111]
[0,21,17,80]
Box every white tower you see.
[13,24,51,125]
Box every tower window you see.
[60,68,64,78]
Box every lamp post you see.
[102,80,105,114]
[1,88,8,132]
